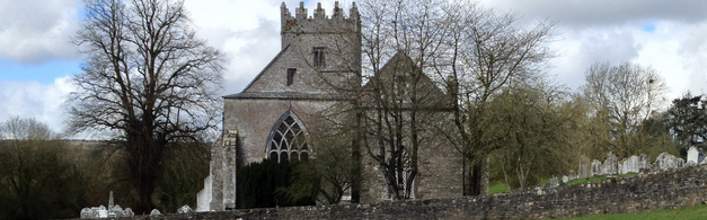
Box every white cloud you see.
[546,20,707,102]
[0,0,80,63]
[479,0,707,27]
[473,0,707,102]
[0,77,75,133]
[635,21,707,100]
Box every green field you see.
[488,182,510,194]
[559,205,707,220]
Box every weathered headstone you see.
[80,208,93,219]
[591,160,602,175]
[655,152,684,171]
[619,155,649,174]
[178,205,194,214]
[578,156,592,178]
[687,146,703,165]
[547,176,560,188]
[639,154,650,172]
[150,209,162,216]
[97,205,108,218]
[601,152,619,175]
[108,205,123,218]
[124,208,135,217]
[535,187,545,195]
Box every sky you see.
[1,0,707,133]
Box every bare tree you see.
[70,0,222,212]
[0,118,85,219]
[425,1,552,195]
[354,0,453,200]
[583,62,666,157]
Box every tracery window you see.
[266,111,310,163]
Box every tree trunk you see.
[127,126,162,213]
[350,109,363,203]
[465,158,488,196]
[137,175,156,213]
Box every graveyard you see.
[3,1,707,220]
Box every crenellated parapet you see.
[280,1,360,48]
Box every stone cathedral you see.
[196,2,462,211]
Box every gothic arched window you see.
[266,111,310,163]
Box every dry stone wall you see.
[127,165,707,220]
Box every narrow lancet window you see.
[287,68,296,86]
[313,47,326,68]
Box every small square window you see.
[287,68,296,86]
[313,47,326,68]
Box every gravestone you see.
[655,152,684,171]
[178,205,194,214]
[80,208,93,219]
[97,206,108,218]
[150,209,162,216]
[687,146,703,165]
[547,176,559,188]
[619,155,649,174]
[601,152,619,175]
[577,157,592,178]
[591,160,602,175]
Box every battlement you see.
[280,1,360,39]
[281,1,359,22]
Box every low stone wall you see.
[141,165,707,220]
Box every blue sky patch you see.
[0,58,81,83]
[642,23,656,33]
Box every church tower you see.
[236,1,361,95]
[200,2,362,211]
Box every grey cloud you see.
[550,28,640,90]
[678,23,707,95]
[0,77,74,133]
[485,0,707,27]
[0,0,80,63]
[221,18,281,95]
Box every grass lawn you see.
[565,173,638,187]
[488,182,510,194]
[558,205,707,220]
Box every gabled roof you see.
[224,45,291,97]
[364,52,446,95]
[361,52,452,111]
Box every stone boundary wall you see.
[132,165,707,220]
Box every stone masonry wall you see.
[136,165,707,220]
